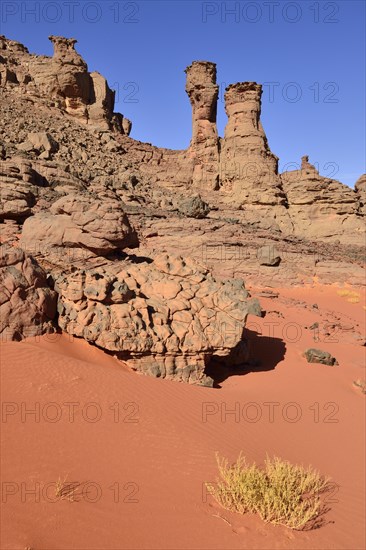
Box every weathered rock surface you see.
[1,34,364,247]
[0,33,364,387]
[281,157,365,244]
[304,348,338,366]
[257,245,281,267]
[20,192,139,261]
[220,83,284,201]
[178,195,210,219]
[185,61,220,191]
[0,157,46,220]
[355,174,366,216]
[55,254,253,385]
[0,245,57,340]
[0,34,131,133]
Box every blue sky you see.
[1,0,365,186]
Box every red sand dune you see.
[1,286,365,549]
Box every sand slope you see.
[1,286,365,549]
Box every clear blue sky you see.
[1,0,365,186]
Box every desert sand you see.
[1,285,365,550]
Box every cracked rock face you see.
[0,245,57,341]
[0,158,45,221]
[55,254,252,386]
[19,192,139,261]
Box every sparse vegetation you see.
[55,475,81,502]
[337,289,351,297]
[353,379,366,394]
[207,454,331,530]
[337,289,361,303]
[347,295,360,303]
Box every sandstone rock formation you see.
[355,174,366,216]
[20,192,139,262]
[0,34,131,134]
[55,254,252,386]
[281,157,365,244]
[2,34,361,244]
[0,157,46,221]
[220,83,284,204]
[185,62,220,191]
[0,245,57,340]
[0,34,365,385]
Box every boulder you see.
[27,132,58,157]
[257,245,281,267]
[304,348,338,366]
[55,254,254,385]
[178,195,210,219]
[19,192,139,261]
[0,245,57,340]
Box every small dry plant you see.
[55,475,82,502]
[336,289,361,303]
[337,289,351,297]
[207,454,331,530]
[353,379,366,394]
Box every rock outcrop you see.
[0,35,131,134]
[55,254,253,386]
[355,174,366,216]
[220,83,283,198]
[0,245,57,340]
[0,34,364,386]
[2,34,363,244]
[20,192,139,262]
[185,62,220,191]
[0,157,47,221]
[281,157,364,244]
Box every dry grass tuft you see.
[55,475,82,502]
[337,289,351,297]
[337,289,361,304]
[207,454,331,530]
[353,379,366,394]
[346,295,360,303]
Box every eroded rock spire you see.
[185,61,220,190]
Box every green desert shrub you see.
[207,453,330,530]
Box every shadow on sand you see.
[205,328,286,388]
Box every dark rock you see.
[178,195,210,219]
[257,245,281,266]
[304,348,338,366]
